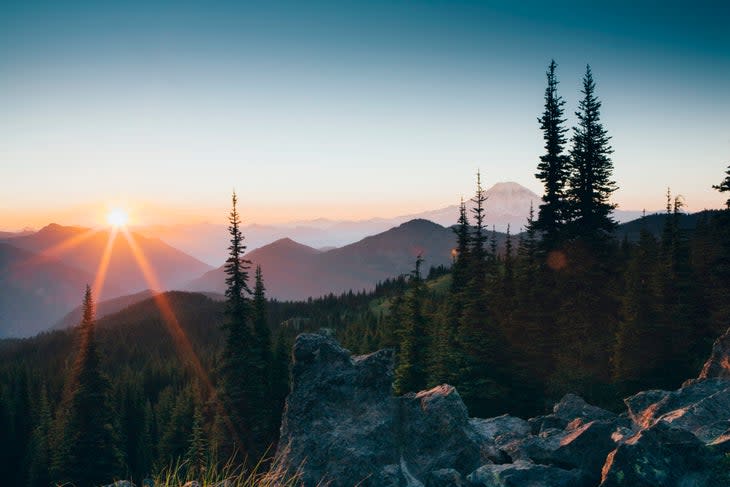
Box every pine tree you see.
[158,388,194,463]
[250,265,273,446]
[451,198,472,294]
[453,173,510,416]
[654,195,710,386]
[185,402,208,479]
[27,385,52,487]
[52,285,124,486]
[612,219,661,392]
[534,59,570,249]
[394,255,430,395]
[713,163,730,208]
[429,199,471,386]
[567,65,618,241]
[219,190,255,457]
[470,171,489,273]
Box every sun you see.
[106,208,129,228]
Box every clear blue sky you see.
[1,0,728,229]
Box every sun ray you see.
[18,227,101,270]
[91,228,118,300]
[120,228,242,447]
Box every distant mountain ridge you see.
[0,242,122,337]
[140,182,648,265]
[185,219,478,300]
[0,224,212,337]
[3,223,212,297]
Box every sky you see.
[1,0,728,230]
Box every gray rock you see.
[426,468,467,487]
[470,414,531,445]
[274,334,398,486]
[467,460,582,487]
[699,326,730,380]
[400,385,482,480]
[102,482,136,487]
[528,414,568,435]
[625,378,730,443]
[599,421,714,487]
[552,393,616,425]
[273,330,730,487]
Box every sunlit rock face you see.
[699,326,730,380]
[274,332,730,487]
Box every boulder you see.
[599,421,716,487]
[699,326,730,379]
[625,378,730,443]
[426,468,467,487]
[552,393,616,425]
[399,385,482,480]
[274,334,399,486]
[470,414,531,445]
[467,459,582,487]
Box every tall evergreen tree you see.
[219,191,255,457]
[470,171,489,273]
[52,285,124,486]
[454,173,510,416]
[534,60,570,249]
[451,198,472,294]
[713,163,730,208]
[567,65,618,241]
[250,265,273,449]
[394,255,430,395]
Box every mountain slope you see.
[3,224,213,298]
[0,243,122,337]
[186,219,494,300]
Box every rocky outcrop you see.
[274,333,730,486]
[699,326,730,379]
[275,334,399,486]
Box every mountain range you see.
[0,225,211,337]
[137,182,646,266]
[185,219,484,300]
[0,183,657,337]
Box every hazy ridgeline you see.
[1,63,729,486]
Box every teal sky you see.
[1,1,728,230]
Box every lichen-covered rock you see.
[467,459,582,487]
[274,334,398,486]
[599,421,714,487]
[699,326,730,380]
[400,385,482,480]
